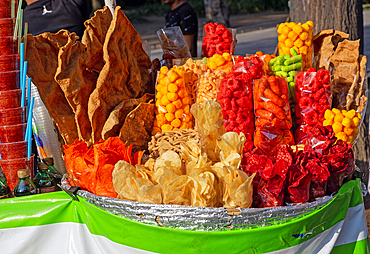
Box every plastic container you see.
[0,140,27,159]
[0,70,20,91]
[0,106,26,126]
[0,18,14,37]
[0,122,26,143]
[0,36,17,56]
[0,54,19,72]
[0,89,21,109]
[0,154,34,191]
[30,82,66,174]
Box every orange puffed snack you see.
[277,21,313,70]
[154,66,193,134]
[207,53,233,73]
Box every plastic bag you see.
[157,27,191,59]
[153,65,193,133]
[197,70,226,104]
[183,58,208,105]
[201,22,236,58]
[285,164,312,203]
[207,53,234,74]
[218,56,263,154]
[294,68,332,144]
[253,75,294,158]
[277,21,313,70]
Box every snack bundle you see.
[207,53,234,73]
[323,108,361,143]
[253,75,294,158]
[202,22,236,57]
[248,51,276,75]
[294,68,332,143]
[197,70,227,104]
[183,58,207,104]
[218,56,264,152]
[277,21,313,70]
[154,66,193,134]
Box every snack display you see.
[294,68,332,143]
[157,27,191,59]
[277,21,313,70]
[154,65,193,134]
[253,75,294,157]
[202,22,236,57]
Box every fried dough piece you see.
[88,7,151,142]
[102,93,154,139]
[119,103,155,154]
[26,31,78,144]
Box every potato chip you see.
[138,185,163,204]
[154,150,183,176]
[161,175,192,206]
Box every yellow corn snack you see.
[155,65,193,133]
[207,53,233,73]
[277,21,313,70]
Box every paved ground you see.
[134,10,370,239]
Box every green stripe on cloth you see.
[331,238,370,254]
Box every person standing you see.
[163,0,198,57]
[204,0,230,27]
[23,0,92,39]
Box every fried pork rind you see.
[191,100,225,162]
[102,93,154,139]
[88,7,151,142]
[26,31,79,144]
[217,132,246,162]
[118,102,155,154]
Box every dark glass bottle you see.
[42,157,62,191]
[0,170,10,199]
[14,169,37,197]
[34,161,56,194]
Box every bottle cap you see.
[38,162,49,170]
[17,169,30,178]
[44,157,54,165]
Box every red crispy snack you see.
[275,144,294,165]
[294,68,332,144]
[306,160,330,201]
[285,164,312,203]
[202,22,234,57]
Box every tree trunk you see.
[290,0,364,54]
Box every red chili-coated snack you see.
[253,75,294,158]
[294,68,332,144]
[202,22,234,57]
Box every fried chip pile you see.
[26,6,153,147]
[64,137,144,198]
[313,29,368,113]
[113,132,255,208]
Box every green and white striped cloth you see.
[0,180,368,253]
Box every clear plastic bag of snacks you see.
[157,27,191,59]
[201,22,236,58]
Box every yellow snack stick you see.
[334,113,344,123]
[160,66,169,74]
[342,117,352,128]
[332,108,341,115]
[332,122,343,133]
[160,85,168,95]
[352,117,360,127]
[159,76,169,85]
[172,99,183,109]
[336,132,348,142]
[171,119,181,128]
[166,103,176,113]
[179,121,187,129]
[215,56,226,67]
[324,109,335,120]
[161,124,173,132]
[306,21,314,28]
[177,89,188,98]
[165,113,175,122]
[323,119,333,126]
[301,23,310,32]
[345,110,356,119]
[282,47,291,55]
[158,72,166,81]
[343,126,354,136]
[183,104,190,114]
[167,92,178,102]
[299,46,308,55]
[175,78,184,87]
[182,114,191,123]
[168,83,178,93]
[161,96,170,106]
[305,39,312,47]
[222,53,232,61]
[287,22,296,28]
[156,114,167,126]
[175,109,184,119]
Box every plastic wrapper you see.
[218,56,264,153]
[306,160,330,201]
[285,164,311,203]
[157,27,191,59]
[207,53,234,74]
[253,75,294,158]
[294,68,332,144]
[277,21,313,70]
[183,58,208,105]
[153,65,193,134]
[249,51,276,75]
[197,70,226,104]
[190,100,225,162]
[201,22,236,58]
